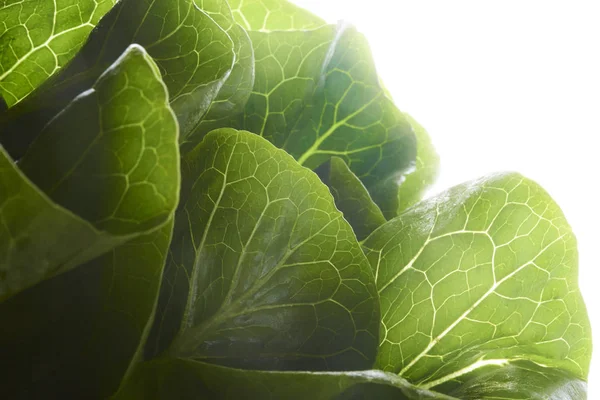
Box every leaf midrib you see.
[179,142,236,332]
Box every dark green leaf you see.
[0,96,7,112]
[115,358,455,400]
[0,146,107,300]
[0,44,179,300]
[184,0,255,146]
[0,220,174,399]
[147,128,380,371]
[0,0,235,158]
[228,0,325,31]
[397,114,439,213]
[237,24,416,218]
[362,173,592,389]
[317,157,385,242]
[0,0,117,106]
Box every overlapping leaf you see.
[0,220,174,399]
[317,156,385,242]
[0,1,592,399]
[287,25,415,218]
[0,0,236,158]
[228,0,325,32]
[185,0,255,145]
[115,358,456,400]
[236,24,416,218]
[362,173,591,392]
[0,44,179,300]
[445,360,586,400]
[147,128,380,372]
[397,114,439,213]
[0,0,117,106]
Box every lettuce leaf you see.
[147,128,380,372]
[363,173,591,393]
[0,0,117,106]
[0,44,179,300]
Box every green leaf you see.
[0,0,117,106]
[228,0,325,32]
[184,0,255,146]
[443,360,587,400]
[288,25,415,219]
[0,44,179,300]
[19,45,180,234]
[362,173,592,389]
[240,25,339,147]
[0,0,235,158]
[115,358,455,400]
[147,128,380,371]
[0,220,174,399]
[317,157,385,242]
[237,24,416,219]
[0,146,106,300]
[397,114,439,213]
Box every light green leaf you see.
[317,157,385,242]
[288,25,415,218]
[0,0,117,106]
[228,0,325,32]
[237,24,416,218]
[0,0,235,158]
[147,128,380,371]
[397,114,439,213]
[0,220,174,399]
[443,360,587,400]
[0,44,180,301]
[115,358,455,400]
[362,173,591,389]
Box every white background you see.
[294,0,600,395]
